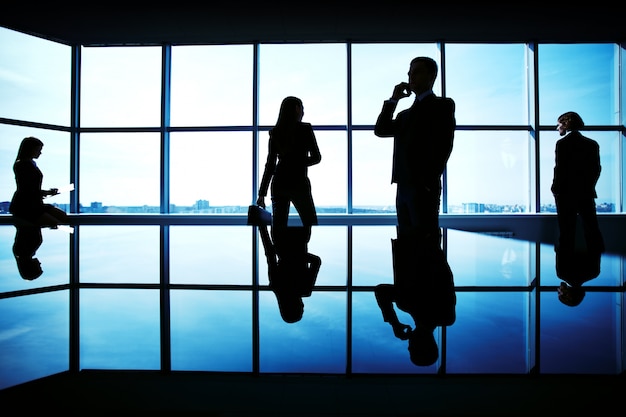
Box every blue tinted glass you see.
[0,27,71,126]
[80,289,160,370]
[539,44,618,126]
[79,226,160,284]
[80,46,162,128]
[447,131,532,212]
[170,226,252,285]
[448,230,533,286]
[446,43,528,125]
[0,291,69,389]
[540,291,621,374]
[79,133,161,210]
[170,290,252,372]
[170,44,253,126]
[259,291,346,373]
[352,226,396,286]
[447,292,529,374]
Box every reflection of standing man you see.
[375,57,455,245]
[551,111,604,254]
[375,238,456,366]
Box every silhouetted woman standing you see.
[9,136,69,227]
[257,96,321,243]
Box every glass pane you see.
[80,289,160,370]
[170,44,253,126]
[0,125,70,211]
[80,46,162,127]
[446,43,528,125]
[352,130,395,213]
[0,291,69,390]
[0,27,71,126]
[170,132,251,211]
[352,291,439,374]
[352,226,396,286]
[259,290,346,373]
[259,43,347,126]
[79,133,160,210]
[79,226,160,284]
[448,230,533,287]
[447,292,529,373]
[351,43,440,125]
[539,44,618,126]
[447,131,532,213]
[539,131,619,213]
[170,226,251,285]
[540,291,621,374]
[170,290,252,372]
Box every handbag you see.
[247,204,272,226]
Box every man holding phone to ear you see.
[375,56,456,246]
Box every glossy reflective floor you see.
[1,223,624,391]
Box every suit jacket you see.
[9,159,46,220]
[258,122,321,197]
[551,131,601,198]
[374,94,456,193]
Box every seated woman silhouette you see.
[256,96,321,243]
[9,136,69,227]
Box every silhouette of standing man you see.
[375,57,455,245]
[551,111,604,254]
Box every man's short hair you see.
[410,56,438,80]
[558,111,585,130]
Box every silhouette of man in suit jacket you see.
[375,57,456,246]
[551,111,604,254]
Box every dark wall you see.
[1,4,625,46]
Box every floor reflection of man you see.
[375,236,456,366]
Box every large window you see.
[0,27,624,388]
[1,29,623,214]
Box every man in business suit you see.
[374,56,456,246]
[551,111,605,254]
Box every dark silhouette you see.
[375,235,456,366]
[374,57,456,246]
[555,248,601,307]
[551,111,604,255]
[9,136,69,227]
[257,96,321,244]
[12,224,44,280]
[259,224,321,323]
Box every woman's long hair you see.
[15,136,43,162]
[272,96,302,154]
[275,96,302,129]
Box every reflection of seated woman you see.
[13,224,44,280]
[9,137,69,227]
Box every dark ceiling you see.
[1,4,624,46]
